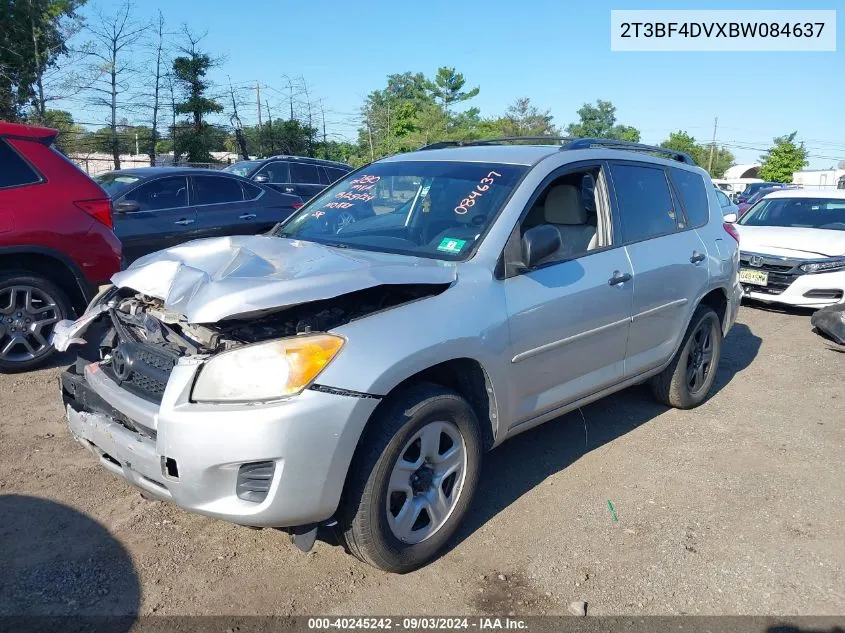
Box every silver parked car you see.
[54,138,742,572]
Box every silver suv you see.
[54,138,742,573]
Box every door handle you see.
[690,251,706,264]
[239,213,257,220]
[174,218,194,225]
[608,270,632,286]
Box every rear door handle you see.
[690,251,706,264]
[608,271,632,286]
[174,218,194,225]
[239,213,257,220]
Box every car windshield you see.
[223,161,261,177]
[273,161,527,260]
[93,172,141,197]
[739,197,845,231]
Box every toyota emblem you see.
[749,255,764,267]
[111,346,132,380]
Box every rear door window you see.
[124,176,188,211]
[670,168,710,227]
[193,175,245,205]
[241,181,264,200]
[610,163,678,243]
[289,162,319,184]
[0,139,41,189]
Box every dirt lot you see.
[1,304,843,617]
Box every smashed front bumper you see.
[61,358,380,527]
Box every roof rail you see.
[562,138,697,165]
[418,136,573,151]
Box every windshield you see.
[93,172,141,197]
[739,197,845,231]
[223,161,261,177]
[272,161,527,260]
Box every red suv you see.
[0,122,121,372]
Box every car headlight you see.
[191,334,344,403]
[799,258,845,274]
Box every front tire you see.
[650,305,722,409]
[337,383,483,573]
[0,271,71,373]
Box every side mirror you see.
[253,174,269,183]
[113,200,139,214]
[723,212,737,223]
[521,225,561,269]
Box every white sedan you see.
[733,189,845,308]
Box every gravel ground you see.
[0,304,843,617]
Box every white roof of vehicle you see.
[763,188,845,200]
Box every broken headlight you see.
[191,334,344,403]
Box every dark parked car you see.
[93,168,303,263]
[737,186,786,216]
[736,181,788,204]
[223,155,352,200]
[0,121,121,372]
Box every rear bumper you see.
[61,359,379,527]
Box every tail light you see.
[75,198,113,230]
[723,221,740,243]
[291,201,304,210]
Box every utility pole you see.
[228,76,249,160]
[265,100,274,155]
[366,110,374,162]
[708,116,718,174]
[135,132,139,156]
[287,77,294,121]
[256,81,263,157]
[319,100,327,159]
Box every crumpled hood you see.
[736,225,845,259]
[111,235,456,323]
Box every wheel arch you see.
[0,246,94,316]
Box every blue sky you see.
[63,0,844,168]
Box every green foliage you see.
[487,97,560,138]
[660,130,735,177]
[429,67,479,110]
[172,39,224,163]
[0,0,86,120]
[759,132,809,183]
[565,100,641,142]
[34,109,85,153]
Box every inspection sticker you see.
[437,237,466,254]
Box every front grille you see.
[104,311,180,403]
[740,252,802,296]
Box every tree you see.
[759,132,809,183]
[492,97,559,138]
[38,109,85,153]
[172,28,223,163]
[0,0,87,121]
[428,67,479,112]
[136,10,167,165]
[85,2,146,168]
[660,130,735,177]
[565,99,641,142]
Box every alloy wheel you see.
[0,285,62,363]
[686,319,715,395]
[386,420,467,545]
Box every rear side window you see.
[610,163,677,243]
[0,139,41,189]
[193,176,244,205]
[325,167,348,183]
[241,181,263,200]
[125,176,188,211]
[671,168,710,227]
[289,162,319,183]
[714,189,732,208]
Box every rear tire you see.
[337,382,483,573]
[650,305,722,409]
[0,271,71,373]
